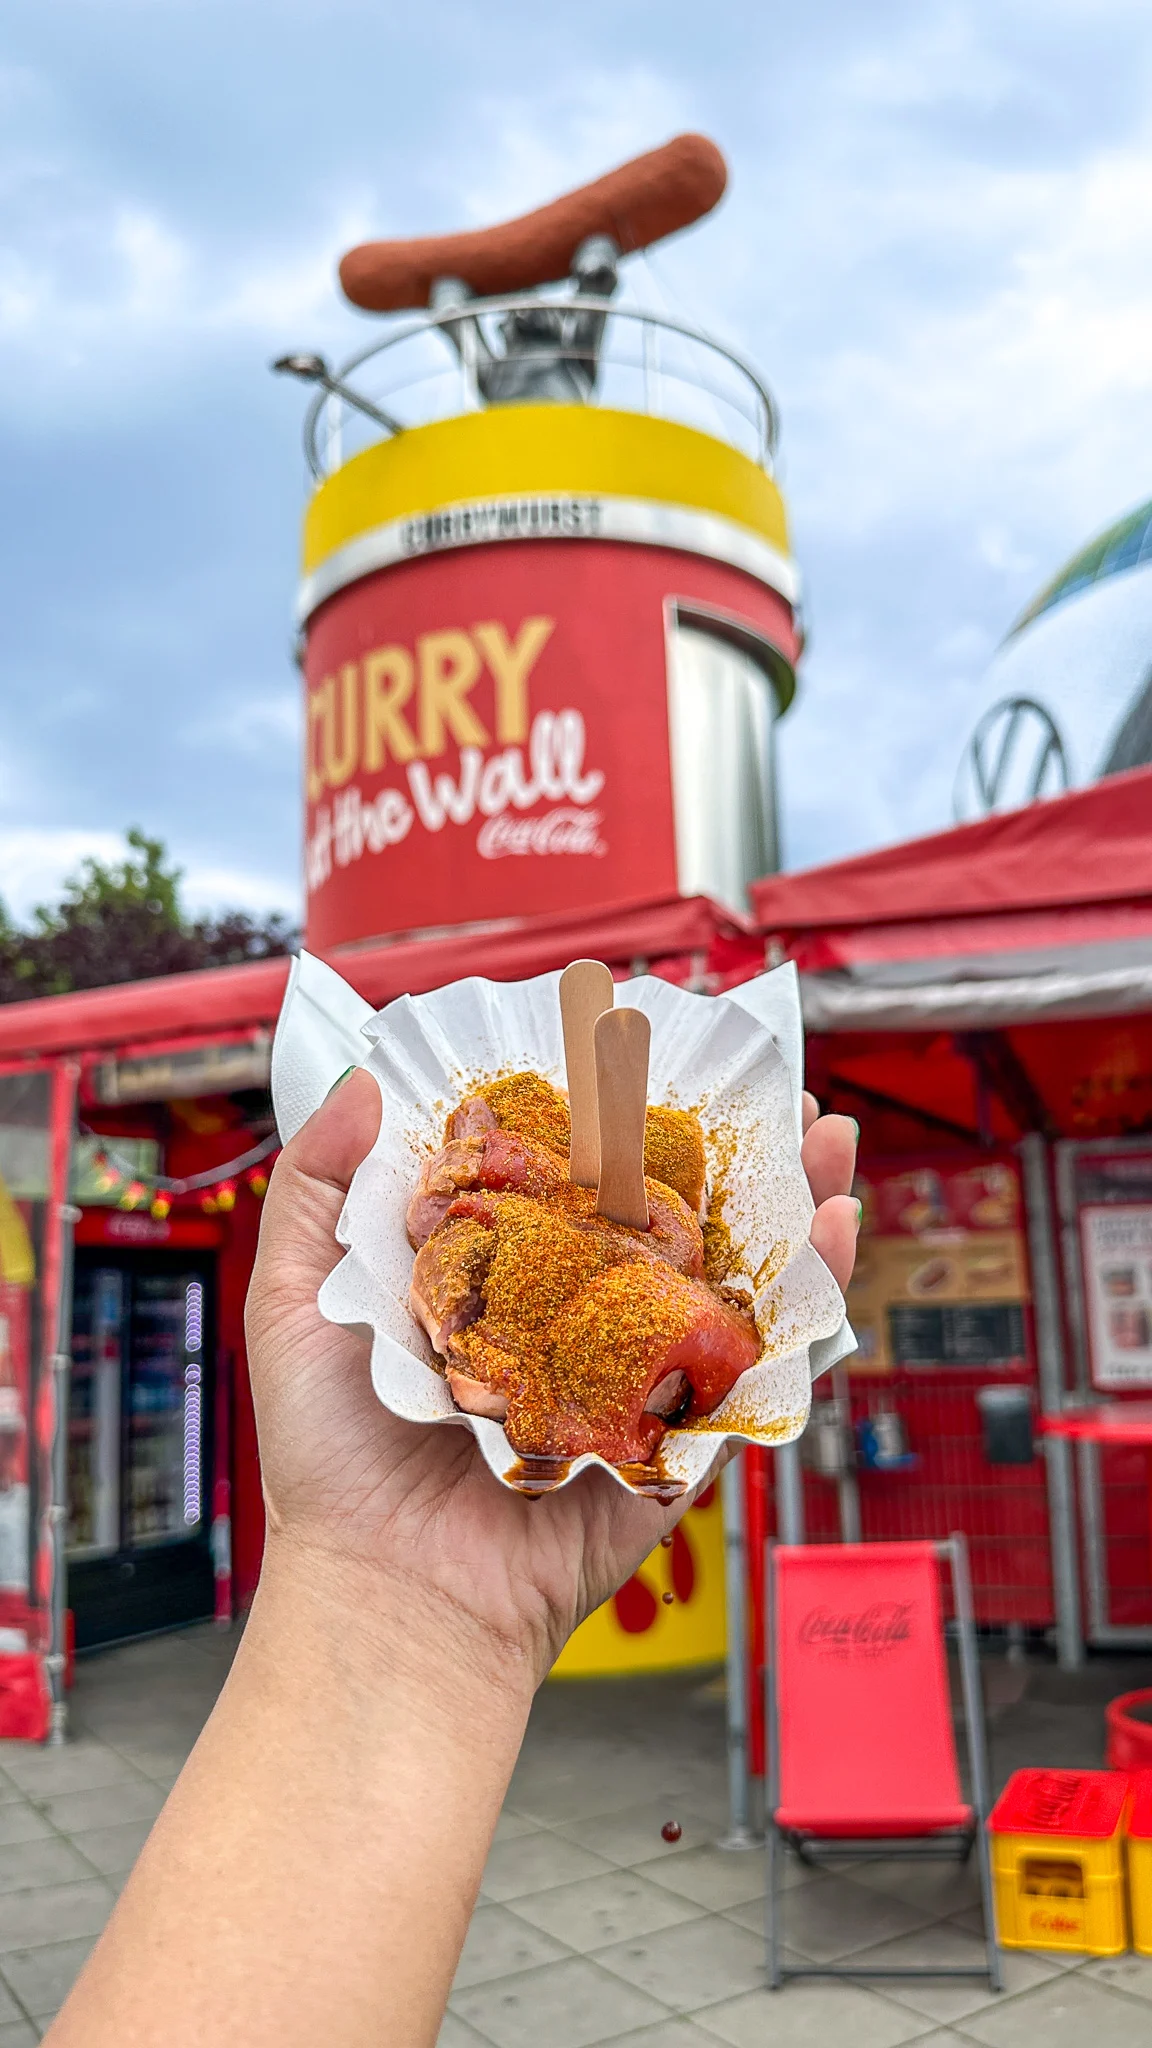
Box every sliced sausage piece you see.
[445,1369,509,1421]
[507,1264,760,1464]
[409,1217,494,1355]
[406,1129,568,1247]
[445,1094,499,1141]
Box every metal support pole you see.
[1019,1132,1083,1670]
[831,1364,861,1543]
[763,1541,782,1990]
[719,1456,756,1848]
[946,1535,1003,1992]
[774,1442,805,1545]
[45,1063,80,1745]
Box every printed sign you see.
[797,1601,913,1657]
[302,538,795,950]
[847,1157,1030,1374]
[1081,1203,1152,1389]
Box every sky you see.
[4,0,1152,924]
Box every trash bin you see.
[977,1384,1035,1465]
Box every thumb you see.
[250,1067,383,1317]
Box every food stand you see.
[752,762,1152,1668]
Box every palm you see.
[245,1069,858,1682]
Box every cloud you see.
[0,826,297,928]
[180,861,299,921]
[6,0,1152,909]
[0,829,128,923]
[178,694,300,760]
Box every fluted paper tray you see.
[271,952,855,1498]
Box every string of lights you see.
[82,1127,280,1219]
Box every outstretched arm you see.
[46,1071,858,2048]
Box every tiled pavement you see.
[2,1628,1152,2042]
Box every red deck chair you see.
[766,1535,1001,1991]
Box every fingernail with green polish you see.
[854,1199,863,1229]
[325,1065,356,1098]
[849,1117,860,1142]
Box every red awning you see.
[751,765,1152,941]
[749,769,1152,1144]
[748,768,1152,1033]
[0,892,759,1062]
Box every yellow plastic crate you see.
[988,1768,1129,1956]
[1126,1770,1152,1955]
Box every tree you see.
[0,830,297,1003]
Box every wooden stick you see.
[559,960,614,1187]
[595,1008,651,1229]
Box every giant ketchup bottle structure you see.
[282,133,800,955]
[278,136,799,1674]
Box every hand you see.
[245,1073,860,1689]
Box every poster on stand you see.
[847,1156,1030,1375]
[1080,1203,1152,1389]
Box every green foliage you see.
[32,829,184,935]
[0,830,296,1003]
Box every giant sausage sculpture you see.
[338,132,727,312]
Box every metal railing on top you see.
[290,296,780,481]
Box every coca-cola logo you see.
[798,1602,913,1653]
[1029,1908,1081,1935]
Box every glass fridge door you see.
[67,1267,124,1558]
[127,1272,204,1547]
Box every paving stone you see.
[771,1871,937,1964]
[851,1921,1064,2024]
[0,1841,92,1897]
[437,2016,492,2048]
[0,1936,98,2018]
[509,1867,704,1952]
[451,1953,671,2047]
[481,1831,615,1903]
[0,2022,39,2045]
[594,1912,766,2013]
[452,1901,572,1989]
[959,1971,1152,2046]
[635,1844,766,1912]
[509,1759,694,1829]
[492,1806,540,1845]
[34,1780,165,1836]
[0,1980,20,2023]
[690,1979,930,2046]
[555,1802,721,1870]
[893,2037,988,2047]
[0,1743,139,1800]
[0,1881,114,1955]
[845,1856,983,1918]
[67,1819,154,1879]
[0,1812,50,1852]
[1084,1951,1152,2001]
[608,2024,730,2048]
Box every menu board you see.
[1080,1204,1152,1389]
[846,1157,1030,1375]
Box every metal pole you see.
[45,1063,80,1745]
[831,1364,861,1543]
[719,1455,756,1848]
[1019,1132,1083,1670]
[763,1541,782,1990]
[774,1442,805,1545]
[946,1535,1003,1993]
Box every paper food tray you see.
[271,952,855,1498]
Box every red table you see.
[1041,1405,1152,1596]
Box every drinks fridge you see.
[66,1251,215,1648]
